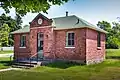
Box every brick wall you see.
[29,27,55,59]
[13,13,106,64]
[86,28,106,65]
[14,27,106,64]
[14,33,31,59]
[29,14,54,59]
[53,28,86,63]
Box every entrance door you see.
[37,33,44,58]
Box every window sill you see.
[65,47,75,48]
[19,47,26,48]
[97,47,102,50]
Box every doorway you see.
[37,32,44,58]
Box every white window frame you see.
[65,31,75,48]
[20,35,26,48]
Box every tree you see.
[0,24,10,47]
[97,21,120,49]
[97,21,111,31]
[15,14,22,30]
[0,14,18,32]
[0,0,69,16]
[107,36,120,49]
[0,13,22,46]
[112,22,120,34]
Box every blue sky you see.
[0,0,120,26]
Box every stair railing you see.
[29,53,38,67]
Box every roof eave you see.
[86,26,108,33]
[53,26,107,34]
[10,32,29,34]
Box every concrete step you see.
[13,63,35,67]
[12,59,53,68]
[12,60,42,68]
[12,65,31,69]
[18,61,39,64]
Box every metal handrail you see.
[29,53,38,67]
[30,53,37,59]
[10,55,13,61]
[9,55,14,65]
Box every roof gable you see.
[30,13,52,27]
[31,13,50,23]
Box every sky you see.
[0,0,120,26]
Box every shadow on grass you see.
[46,61,84,69]
[0,61,12,66]
[106,56,120,60]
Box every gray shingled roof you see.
[10,26,30,34]
[11,15,107,34]
[52,15,107,33]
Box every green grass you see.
[0,50,13,54]
[0,49,120,80]
[0,57,12,69]
[106,49,120,57]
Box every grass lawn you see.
[0,57,12,69]
[0,49,120,80]
[106,49,120,58]
[0,50,13,54]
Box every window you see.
[66,32,74,47]
[20,35,26,47]
[97,32,101,47]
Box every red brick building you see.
[11,13,107,65]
